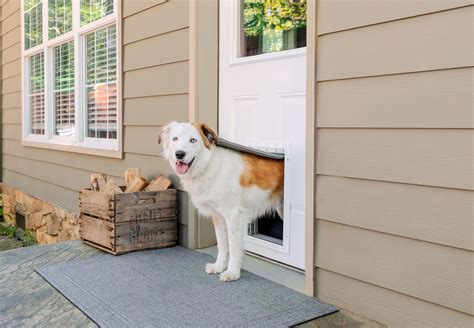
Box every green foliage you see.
[243,0,306,37]
[24,0,43,49]
[81,0,114,26]
[0,225,17,238]
[48,0,73,39]
[22,230,36,247]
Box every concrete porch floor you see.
[0,241,384,327]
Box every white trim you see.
[243,141,291,255]
[21,0,122,158]
[228,0,307,67]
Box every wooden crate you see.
[79,188,177,255]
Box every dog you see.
[159,121,284,281]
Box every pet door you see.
[218,139,288,247]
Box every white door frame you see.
[188,0,317,296]
[218,0,307,270]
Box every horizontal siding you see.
[2,123,20,140]
[318,0,473,34]
[2,74,20,93]
[316,220,473,314]
[315,3,474,325]
[2,108,20,124]
[2,139,164,180]
[123,126,163,156]
[317,269,474,328]
[124,60,188,98]
[2,26,19,49]
[123,0,166,17]
[1,0,19,20]
[3,154,94,192]
[123,28,188,71]
[123,0,188,44]
[2,58,20,79]
[1,41,20,64]
[124,94,188,126]
[2,91,20,108]
[317,7,473,81]
[317,175,473,251]
[1,9,19,35]
[3,169,81,212]
[317,67,473,128]
[317,129,473,190]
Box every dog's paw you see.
[219,270,240,282]
[205,262,226,274]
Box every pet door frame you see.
[243,140,291,255]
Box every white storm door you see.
[219,0,307,269]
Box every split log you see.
[145,175,172,191]
[124,168,141,187]
[125,177,149,193]
[101,179,123,194]
[91,173,107,191]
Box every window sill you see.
[21,138,123,159]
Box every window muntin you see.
[53,41,75,137]
[22,0,118,151]
[48,0,73,39]
[24,0,43,49]
[81,0,114,26]
[85,25,117,139]
[29,52,45,135]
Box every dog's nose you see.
[175,150,186,160]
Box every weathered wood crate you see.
[79,188,177,255]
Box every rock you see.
[24,194,43,213]
[27,212,44,230]
[67,212,79,225]
[46,213,60,236]
[14,190,24,205]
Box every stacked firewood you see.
[90,169,172,194]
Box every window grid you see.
[22,0,118,151]
[24,0,43,49]
[81,0,114,26]
[48,0,73,39]
[86,25,117,139]
[53,41,75,136]
[29,52,45,135]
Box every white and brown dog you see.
[159,121,283,281]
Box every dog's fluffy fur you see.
[159,122,283,281]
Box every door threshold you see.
[197,245,306,293]
[243,250,304,273]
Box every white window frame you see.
[21,0,122,158]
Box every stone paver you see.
[1,241,383,327]
[0,241,98,328]
[0,236,23,252]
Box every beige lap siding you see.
[315,3,474,327]
[0,0,191,244]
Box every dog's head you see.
[159,121,218,177]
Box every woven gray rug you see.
[36,246,336,328]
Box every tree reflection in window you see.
[241,0,306,57]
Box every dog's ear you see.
[194,122,218,149]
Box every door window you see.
[240,0,306,57]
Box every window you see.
[240,0,306,57]
[22,0,119,152]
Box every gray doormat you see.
[36,246,336,328]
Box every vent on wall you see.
[16,212,26,231]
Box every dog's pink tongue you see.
[176,162,189,174]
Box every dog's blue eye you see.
[172,137,178,141]
[190,138,197,143]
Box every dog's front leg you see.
[205,216,228,274]
[220,213,246,282]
